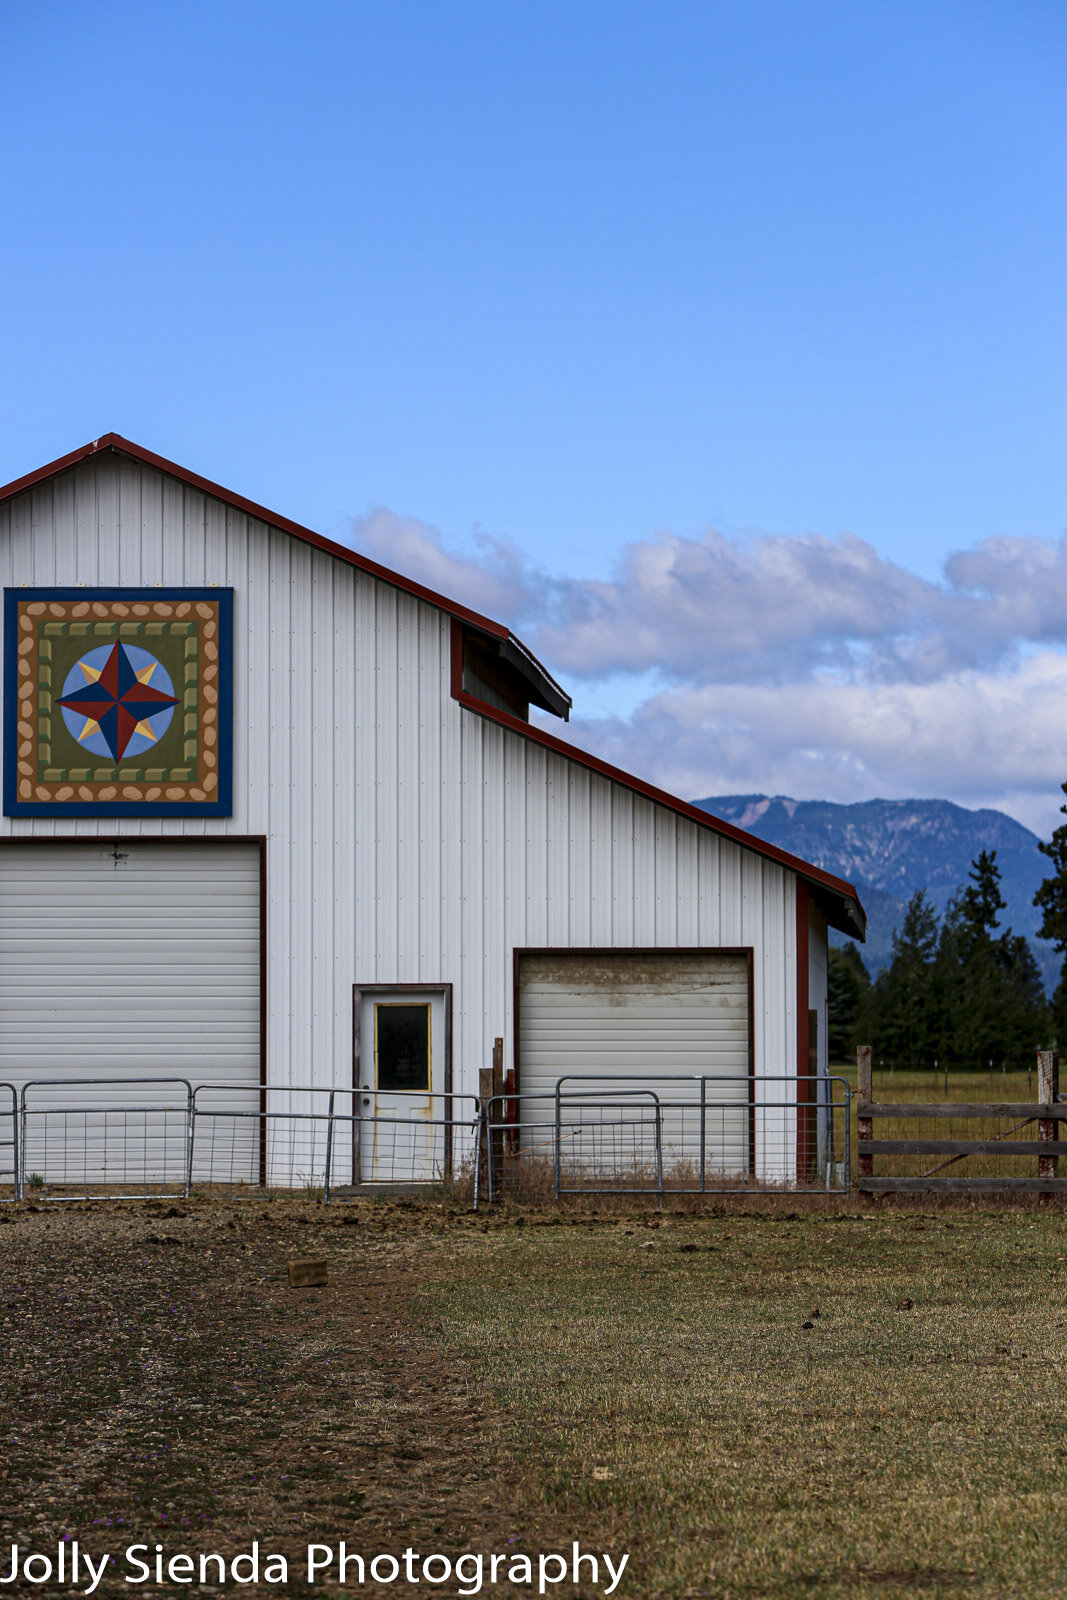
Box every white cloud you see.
[354,511,1067,685]
[544,654,1067,833]
[533,530,945,683]
[351,509,1067,835]
[353,509,535,624]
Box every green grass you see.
[420,1209,1067,1599]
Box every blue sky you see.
[3,1,1067,831]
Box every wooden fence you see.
[856,1046,1067,1195]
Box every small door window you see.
[374,1003,431,1093]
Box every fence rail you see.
[9,1079,485,1203]
[5,1073,854,1204]
[478,1075,851,1204]
[855,1046,1065,1196]
[12,1053,1067,1205]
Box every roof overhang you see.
[462,622,571,720]
[806,882,866,942]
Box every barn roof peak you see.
[0,433,866,939]
[0,432,572,719]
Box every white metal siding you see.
[0,453,801,1178]
[0,840,260,1093]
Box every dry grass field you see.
[832,1067,1050,1184]
[832,1068,1040,1102]
[3,1192,1067,1599]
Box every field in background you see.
[831,1066,1048,1184]
[830,1066,1038,1100]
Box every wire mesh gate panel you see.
[0,1082,17,1200]
[190,1085,337,1192]
[345,1091,480,1193]
[187,1088,482,1196]
[554,1088,664,1195]
[19,1077,193,1200]
[481,1087,671,1200]
[481,1077,851,1202]
[6,1079,849,1204]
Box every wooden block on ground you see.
[288,1257,327,1287]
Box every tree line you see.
[829,784,1067,1068]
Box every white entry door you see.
[355,987,448,1185]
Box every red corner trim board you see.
[796,880,812,1179]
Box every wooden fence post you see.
[857,1045,873,1182]
[478,1065,494,1200]
[491,1038,505,1189]
[1038,1049,1059,1205]
[804,1009,819,1184]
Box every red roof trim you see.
[0,433,511,640]
[452,684,866,935]
[0,433,864,933]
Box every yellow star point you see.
[78,662,102,684]
[77,718,100,743]
[135,663,157,685]
[132,719,159,742]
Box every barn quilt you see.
[3,589,233,816]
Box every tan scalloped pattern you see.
[12,597,225,809]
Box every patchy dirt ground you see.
[7,1194,1067,1600]
[0,1198,592,1597]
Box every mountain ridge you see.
[692,793,1060,990]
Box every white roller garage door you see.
[0,840,260,1088]
[517,950,751,1178]
[0,841,261,1184]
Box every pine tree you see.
[957,849,1006,946]
[1034,782,1067,1044]
[851,851,1047,1071]
[874,890,940,1068]
[998,933,1046,1053]
[827,942,870,1059]
[940,849,1046,1068]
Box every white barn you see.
[0,435,864,1190]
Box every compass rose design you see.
[58,643,180,762]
